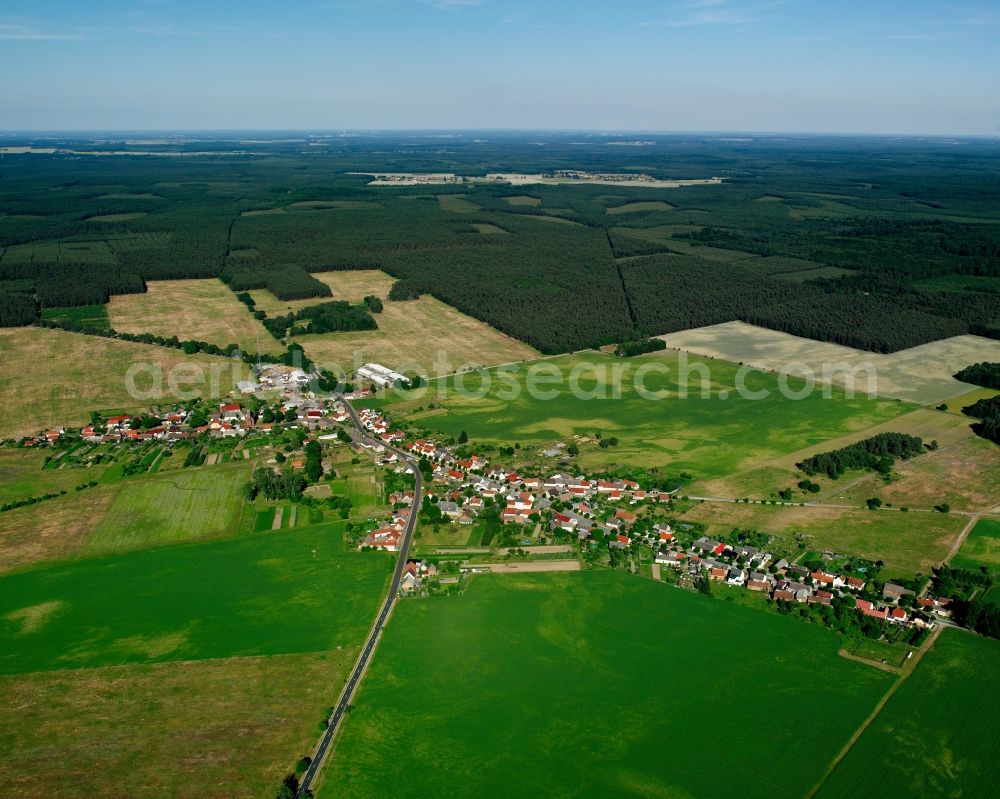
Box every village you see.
[9,361,953,643]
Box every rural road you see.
[296,394,422,797]
[685,495,975,516]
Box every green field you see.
[816,629,1000,798]
[86,463,251,553]
[950,517,1000,571]
[319,571,893,799]
[364,351,910,479]
[0,521,391,674]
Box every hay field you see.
[663,321,1000,404]
[0,650,356,799]
[296,295,539,377]
[0,327,246,440]
[107,278,271,351]
[248,269,397,314]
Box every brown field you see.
[681,501,967,578]
[290,272,538,376]
[107,279,271,351]
[248,269,398,315]
[0,327,245,440]
[688,407,976,501]
[0,487,118,575]
[0,650,356,799]
[471,223,509,235]
[664,321,1000,404]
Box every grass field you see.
[107,278,271,351]
[0,520,390,674]
[830,435,1000,514]
[297,291,538,378]
[248,269,398,314]
[950,517,1000,570]
[680,501,967,578]
[40,304,110,330]
[364,351,908,479]
[0,327,245,440]
[0,448,108,505]
[0,650,356,799]
[85,463,251,553]
[816,629,1000,798]
[664,321,1000,404]
[437,194,480,212]
[687,407,982,505]
[942,386,1000,414]
[0,486,119,576]
[318,571,892,799]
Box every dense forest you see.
[962,396,1000,445]
[955,362,1000,390]
[796,432,926,478]
[1,134,998,354]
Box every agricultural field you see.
[296,293,539,378]
[815,629,1000,799]
[687,407,982,504]
[85,462,251,554]
[680,501,967,579]
[664,322,1000,404]
[318,571,893,799]
[950,517,1000,571]
[0,327,246,440]
[0,520,390,674]
[0,448,109,505]
[365,351,909,479]
[0,650,357,799]
[0,485,119,575]
[941,385,1000,415]
[106,278,272,351]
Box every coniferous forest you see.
[1,133,998,354]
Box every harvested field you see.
[606,200,674,214]
[663,321,1000,404]
[503,195,541,206]
[472,560,581,573]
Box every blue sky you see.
[1,0,998,134]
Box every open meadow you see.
[663,322,1000,404]
[365,351,909,480]
[317,570,893,799]
[0,520,391,674]
[680,501,966,579]
[106,278,272,351]
[0,650,356,799]
[0,327,245,440]
[815,629,1000,799]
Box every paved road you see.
[296,395,422,797]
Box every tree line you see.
[796,433,925,479]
